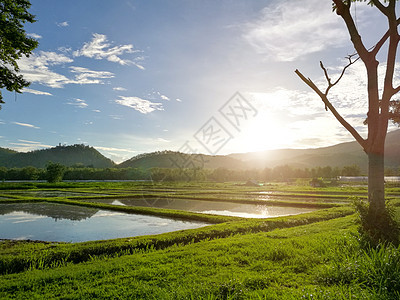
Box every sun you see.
[235,113,294,153]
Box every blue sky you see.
[0,0,399,163]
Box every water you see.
[0,203,209,242]
[105,198,316,219]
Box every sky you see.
[1,0,399,163]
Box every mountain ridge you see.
[0,129,398,170]
[0,144,115,168]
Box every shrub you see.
[352,197,400,247]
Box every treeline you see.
[0,166,149,181]
[150,164,366,182]
[1,163,396,182]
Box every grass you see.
[0,181,399,299]
[0,206,352,275]
[3,214,398,299]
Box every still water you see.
[107,198,316,219]
[0,203,209,242]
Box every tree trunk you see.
[367,152,385,219]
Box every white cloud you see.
[18,139,41,144]
[9,140,52,152]
[27,33,42,39]
[23,88,52,96]
[19,51,115,88]
[67,98,88,108]
[156,138,170,143]
[160,94,170,101]
[95,146,136,153]
[115,96,164,114]
[12,122,40,129]
[243,0,347,61]
[73,33,143,67]
[58,47,72,54]
[18,51,73,88]
[113,87,127,91]
[109,115,123,120]
[57,21,69,27]
[176,98,182,102]
[92,109,101,113]
[69,66,114,84]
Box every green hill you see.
[118,150,245,170]
[0,144,115,168]
[229,129,400,171]
[1,129,398,170]
[119,130,399,171]
[0,147,17,162]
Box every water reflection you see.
[0,203,209,242]
[108,198,316,219]
[0,203,97,221]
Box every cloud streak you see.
[67,98,88,108]
[115,96,164,114]
[23,88,52,96]
[69,66,114,84]
[12,122,40,129]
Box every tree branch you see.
[333,0,370,60]
[393,85,400,95]
[371,18,400,56]
[320,56,360,98]
[371,0,388,16]
[295,69,366,149]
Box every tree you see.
[295,0,399,241]
[46,162,66,183]
[0,0,38,107]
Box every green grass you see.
[0,181,399,299]
[0,206,352,275]
[2,213,398,299]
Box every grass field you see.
[0,181,399,299]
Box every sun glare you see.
[236,113,293,153]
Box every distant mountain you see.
[229,129,400,171]
[1,130,398,170]
[0,144,115,168]
[119,130,399,171]
[118,150,245,170]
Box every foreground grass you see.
[0,206,352,275]
[2,213,399,299]
[1,182,399,299]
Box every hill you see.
[0,144,115,168]
[118,130,399,171]
[118,150,245,170]
[118,151,245,169]
[1,130,398,170]
[0,147,17,162]
[229,129,400,171]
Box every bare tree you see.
[295,0,399,231]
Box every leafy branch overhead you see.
[0,0,38,106]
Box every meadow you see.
[0,181,400,299]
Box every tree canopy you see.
[0,0,38,107]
